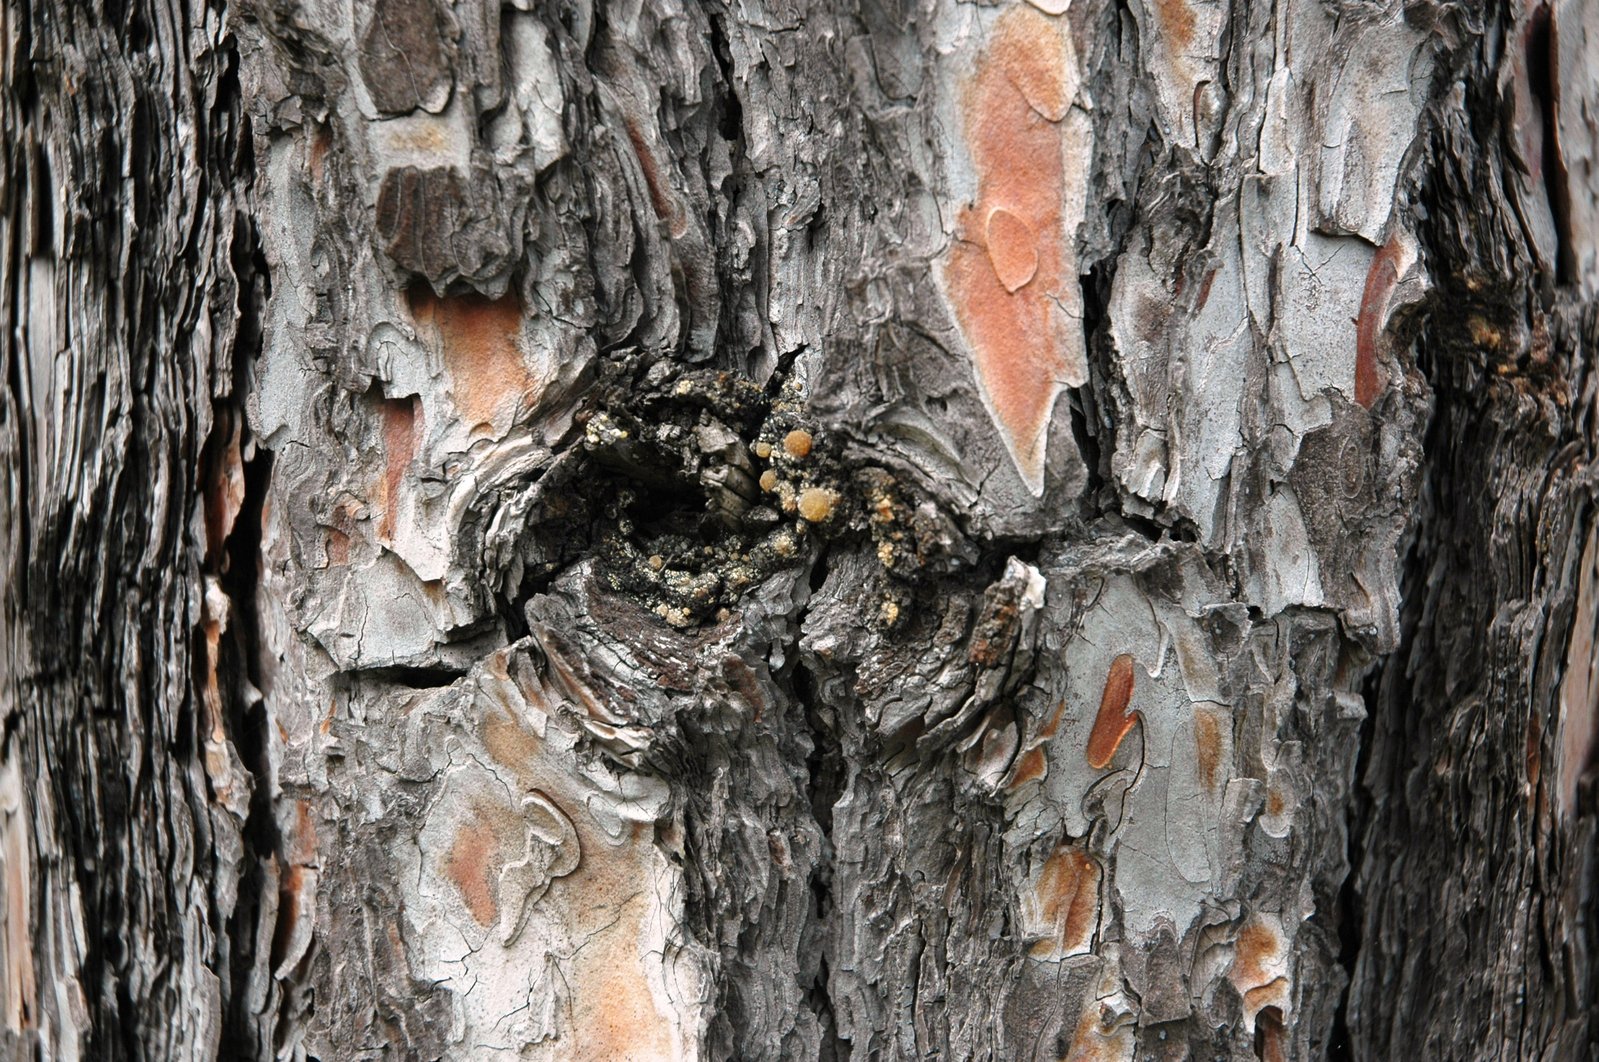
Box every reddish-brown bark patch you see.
[287,799,318,867]
[408,286,531,432]
[1253,1006,1286,1062]
[1194,707,1225,792]
[945,6,1081,487]
[1155,0,1196,53]
[1062,1001,1130,1061]
[1006,701,1065,789]
[201,413,245,564]
[624,117,688,238]
[273,865,307,967]
[1086,654,1139,768]
[1230,915,1290,1025]
[325,527,351,566]
[271,800,319,970]
[1194,264,1220,311]
[1232,919,1278,986]
[1029,845,1099,957]
[1010,747,1048,787]
[377,395,422,544]
[1355,236,1403,407]
[1039,699,1066,738]
[445,816,501,926]
[308,124,331,183]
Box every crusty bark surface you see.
[1,0,1595,1058]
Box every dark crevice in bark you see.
[1524,5,1575,286]
[794,639,847,1059]
[780,536,849,1060]
[211,34,277,1056]
[701,0,755,375]
[1328,655,1381,1062]
[704,5,746,150]
[1077,262,1114,514]
[220,448,275,1053]
[220,275,275,1061]
[1078,227,1202,549]
[2,167,31,616]
[347,664,469,690]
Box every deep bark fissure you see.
[1326,660,1379,1062]
[791,576,848,1060]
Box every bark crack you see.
[792,545,848,1061]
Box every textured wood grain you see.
[2,0,1598,1058]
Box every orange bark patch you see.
[408,287,532,432]
[483,707,540,779]
[1230,915,1291,1027]
[1039,698,1067,739]
[548,812,678,1061]
[202,413,245,564]
[1354,236,1403,408]
[1010,747,1048,787]
[326,527,351,566]
[1063,1000,1132,1062]
[578,899,676,1059]
[445,816,502,926]
[377,395,422,544]
[1086,654,1139,768]
[1155,0,1196,53]
[1028,845,1100,958]
[1232,920,1279,985]
[1194,708,1225,792]
[987,208,1040,292]
[1006,701,1065,789]
[945,6,1083,489]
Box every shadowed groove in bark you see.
[793,547,848,1061]
[216,190,276,1057]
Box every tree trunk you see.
[2,0,1596,1057]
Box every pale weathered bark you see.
[1,0,1597,1058]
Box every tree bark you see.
[1,0,1596,1058]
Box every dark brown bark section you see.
[1,0,272,1055]
[1348,25,1599,1056]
